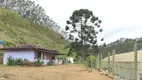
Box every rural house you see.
[0,44,63,65]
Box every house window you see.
[38,52,41,59]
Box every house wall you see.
[42,53,55,65]
[3,50,35,65]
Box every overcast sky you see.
[33,0,142,44]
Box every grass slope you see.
[0,8,69,53]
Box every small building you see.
[67,57,74,64]
[0,44,63,65]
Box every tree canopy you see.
[65,9,104,62]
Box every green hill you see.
[0,8,69,54]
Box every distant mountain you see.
[99,37,142,58]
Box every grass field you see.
[0,64,112,80]
[0,8,69,54]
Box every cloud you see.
[32,0,142,44]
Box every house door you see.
[52,55,55,60]
[38,52,41,59]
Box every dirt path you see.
[0,64,112,80]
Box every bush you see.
[7,56,16,66]
[15,58,23,65]
[37,58,44,66]
[85,56,96,68]
[7,57,44,67]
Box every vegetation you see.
[3,41,16,47]
[0,0,67,38]
[99,37,142,58]
[7,56,44,66]
[85,56,96,68]
[7,56,16,66]
[65,9,105,63]
[0,8,69,54]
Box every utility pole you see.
[134,40,138,80]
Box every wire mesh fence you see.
[94,40,142,80]
[96,52,142,80]
[101,61,142,80]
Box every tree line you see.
[0,0,67,38]
[99,37,142,58]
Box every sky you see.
[33,0,142,45]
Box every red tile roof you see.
[0,44,60,54]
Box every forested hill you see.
[0,0,68,39]
[99,37,142,58]
[0,8,69,54]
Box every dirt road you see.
[0,64,112,80]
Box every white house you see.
[67,57,74,64]
[0,44,63,65]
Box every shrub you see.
[37,58,44,66]
[7,56,16,66]
[7,57,44,67]
[23,59,29,64]
[15,58,23,65]
[26,62,31,67]
[85,56,96,68]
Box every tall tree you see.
[65,9,104,62]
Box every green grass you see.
[0,8,69,54]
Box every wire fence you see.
[95,41,142,80]
[101,61,142,80]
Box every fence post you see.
[96,55,97,68]
[96,54,99,69]
[98,54,100,69]
[108,52,110,73]
[134,40,138,80]
[100,53,102,69]
[112,49,116,76]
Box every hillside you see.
[99,37,142,58]
[0,8,69,54]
